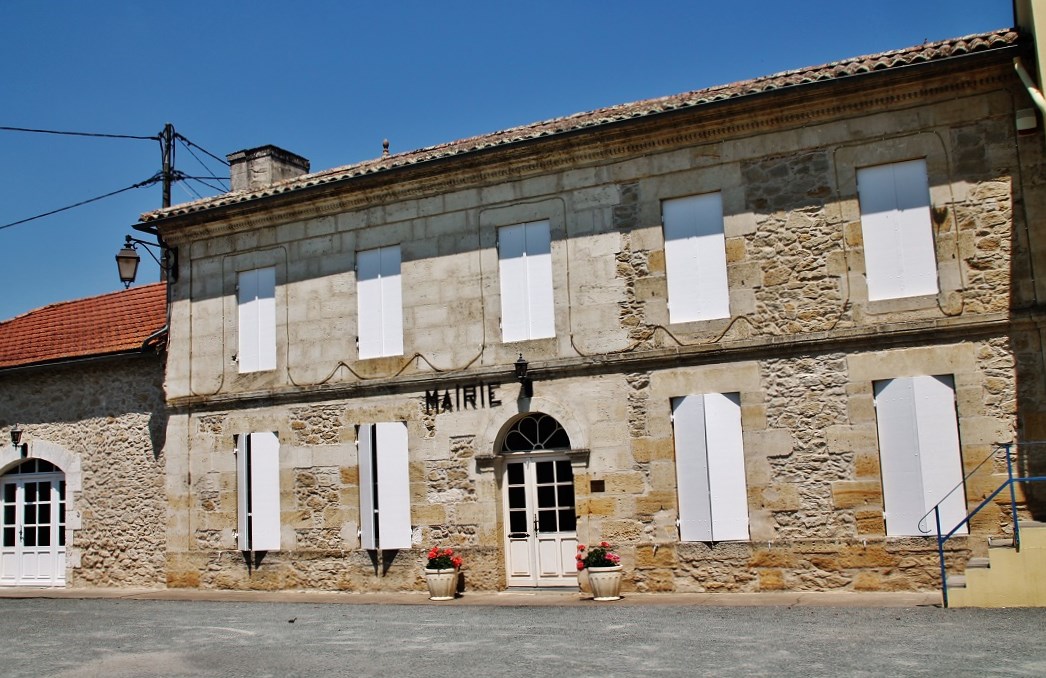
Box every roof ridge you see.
[141,27,1020,222]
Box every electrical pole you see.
[157,123,176,280]
[160,122,175,208]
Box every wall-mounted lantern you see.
[10,424,27,458]
[514,354,533,398]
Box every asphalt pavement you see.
[1,589,1043,677]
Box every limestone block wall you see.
[163,74,1031,405]
[0,355,166,587]
[164,332,1026,593]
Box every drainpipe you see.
[1015,57,1046,116]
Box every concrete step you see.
[948,575,967,589]
[987,536,1013,548]
[966,557,990,569]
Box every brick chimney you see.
[227,145,310,192]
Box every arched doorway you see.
[0,459,66,586]
[500,413,578,587]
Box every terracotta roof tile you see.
[0,283,166,369]
[141,29,1020,223]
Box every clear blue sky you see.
[0,0,1014,321]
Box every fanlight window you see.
[4,459,60,475]
[502,413,570,452]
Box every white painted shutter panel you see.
[237,268,276,372]
[662,194,730,323]
[376,422,412,549]
[672,395,713,541]
[913,375,967,535]
[498,224,529,342]
[704,392,749,541]
[524,220,555,339]
[874,378,927,536]
[255,267,277,371]
[858,160,938,301]
[357,249,383,359]
[248,431,281,551]
[357,424,377,550]
[237,270,259,373]
[236,434,250,551]
[380,245,404,356]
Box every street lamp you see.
[115,235,178,288]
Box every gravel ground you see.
[2,598,1044,677]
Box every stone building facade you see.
[0,284,167,587]
[142,29,1046,593]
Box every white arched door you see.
[501,414,578,587]
[1,459,66,586]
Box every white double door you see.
[503,455,578,587]
[1,473,66,586]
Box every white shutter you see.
[875,376,965,536]
[380,245,404,356]
[498,224,529,342]
[858,160,938,301]
[237,270,259,373]
[255,267,276,371]
[249,431,281,551]
[524,220,555,339]
[357,249,383,359]
[672,395,713,541]
[237,268,276,373]
[376,422,412,549]
[704,392,749,541]
[236,434,250,551]
[357,424,377,550]
[662,194,730,323]
[913,375,966,535]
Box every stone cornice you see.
[156,54,1018,245]
[165,309,1038,414]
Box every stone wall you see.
[157,59,1042,593]
[0,354,167,587]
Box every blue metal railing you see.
[920,442,1046,608]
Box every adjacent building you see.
[0,284,167,587]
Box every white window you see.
[498,220,555,342]
[235,431,281,551]
[357,245,404,359]
[873,375,966,536]
[357,422,412,550]
[662,193,730,323]
[671,392,749,541]
[857,159,938,301]
[237,267,276,373]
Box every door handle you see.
[508,532,530,539]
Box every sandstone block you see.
[759,569,787,590]
[634,544,679,568]
[604,471,646,494]
[635,491,677,515]
[631,437,674,463]
[748,549,799,568]
[831,480,883,509]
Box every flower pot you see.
[577,567,591,593]
[424,567,458,600]
[586,565,623,601]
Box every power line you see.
[175,133,230,166]
[177,137,229,187]
[186,177,228,193]
[0,125,158,141]
[0,175,162,232]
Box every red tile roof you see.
[0,283,166,369]
[141,29,1020,223]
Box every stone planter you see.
[577,567,591,593]
[586,565,623,601]
[424,567,458,600]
